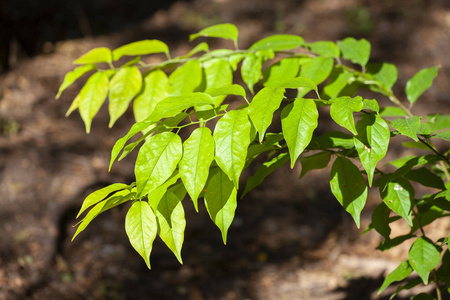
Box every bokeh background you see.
[0,0,449,299]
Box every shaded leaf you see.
[204,168,238,244]
[156,191,185,263]
[378,261,413,294]
[405,167,446,190]
[299,151,331,178]
[323,68,353,99]
[408,237,440,284]
[370,202,391,239]
[434,130,450,141]
[366,62,398,91]
[308,131,355,150]
[330,157,368,228]
[242,152,289,198]
[380,178,414,225]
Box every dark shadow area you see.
[0,0,189,72]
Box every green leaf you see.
[112,40,169,60]
[263,57,300,87]
[249,34,305,51]
[308,131,355,150]
[109,120,158,171]
[405,167,446,190]
[247,133,284,158]
[205,84,246,99]
[337,38,371,67]
[181,42,209,58]
[125,201,157,269]
[56,64,96,99]
[402,141,431,150]
[434,130,450,141]
[214,109,252,188]
[378,261,413,294]
[297,57,334,97]
[411,294,437,300]
[370,202,391,239]
[241,53,262,94]
[76,183,129,218]
[147,92,214,122]
[391,116,421,141]
[362,99,379,113]
[299,151,331,178]
[379,106,408,117]
[308,41,340,58]
[242,152,289,198]
[147,172,180,211]
[380,178,414,225]
[389,278,422,300]
[330,157,368,228]
[156,191,185,263]
[203,59,233,106]
[133,69,168,122]
[196,105,228,122]
[73,47,112,64]
[354,113,390,186]
[281,98,319,168]
[406,66,440,105]
[377,234,415,251]
[190,23,238,46]
[248,87,285,142]
[323,68,353,99]
[204,167,238,244]
[427,114,450,133]
[179,127,215,211]
[65,94,80,117]
[366,62,398,91]
[168,60,202,96]
[108,66,143,127]
[408,237,441,284]
[274,77,318,97]
[135,132,183,197]
[330,96,363,135]
[77,71,109,133]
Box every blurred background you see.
[0,0,449,299]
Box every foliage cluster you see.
[57,24,450,299]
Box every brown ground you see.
[0,0,450,299]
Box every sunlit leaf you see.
[108,66,143,127]
[76,183,129,218]
[113,40,169,60]
[354,113,390,186]
[380,178,414,225]
[133,69,168,122]
[406,66,440,105]
[337,37,371,67]
[203,59,233,106]
[391,116,421,142]
[249,34,305,51]
[214,109,252,188]
[308,41,340,58]
[330,96,363,135]
[248,87,285,142]
[281,98,318,168]
[74,47,112,64]
[323,68,353,99]
[378,261,413,294]
[263,57,300,87]
[135,132,183,197]
[57,64,96,99]
[125,201,157,269]
[78,71,109,133]
[298,57,333,96]
[168,60,202,96]
[190,23,238,47]
[179,127,215,211]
